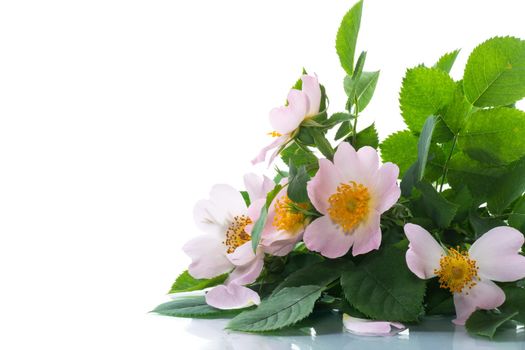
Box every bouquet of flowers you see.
[153,0,525,338]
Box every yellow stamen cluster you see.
[327,181,370,233]
[268,131,282,137]
[272,195,307,234]
[434,247,479,294]
[223,215,252,254]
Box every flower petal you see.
[209,184,247,219]
[404,223,444,279]
[183,235,233,279]
[452,279,505,325]
[262,230,303,256]
[307,158,341,215]
[251,136,287,165]
[333,143,379,186]
[301,74,321,116]
[373,162,401,214]
[303,216,353,258]
[193,199,227,236]
[469,226,525,282]
[269,90,308,135]
[226,241,256,266]
[244,173,273,203]
[333,142,358,181]
[227,252,264,285]
[343,314,406,336]
[205,283,261,310]
[352,210,381,256]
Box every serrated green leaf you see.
[335,0,363,75]
[380,130,418,177]
[169,271,228,294]
[325,112,354,128]
[344,71,380,112]
[399,66,456,133]
[457,107,525,165]
[227,285,323,332]
[433,49,460,73]
[287,165,310,203]
[152,296,247,319]
[416,116,437,181]
[281,142,318,170]
[415,181,459,228]
[335,121,351,140]
[441,81,473,134]
[509,196,525,233]
[353,123,379,149]
[487,156,525,214]
[468,209,505,236]
[463,36,525,107]
[310,128,334,160]
[341,245,426,322]
[500,286,525,324]
[465,310,518,338]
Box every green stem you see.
[439,134,458,192]
[352,96,359,146]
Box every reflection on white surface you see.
[183,312,525,350]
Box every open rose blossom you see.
[252,74,321,165]
[304,142,400,258]
[343,314,406,336]
[183,173,273,309]
[404,223,525,325]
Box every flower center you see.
[434,247,479,294]
[272,195,307,234]
[268,131,282,137]
[223,215,252,254]
[327,181,370,233]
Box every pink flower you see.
[183,173,273,309]
[343,314,406,336]
[252,74,321,165]
[250,184,310,256]
[404,223,525,325]
[304,142,400,258]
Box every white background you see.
[0,0,524,349]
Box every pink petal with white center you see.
[226,241,256,267]
[469,226,525,282]
[227,252,264,285]
[333,143,379,186]
[269,90,308,135]
[452,279,506,325]
[404,223,444,279]
[307,158,342,215]
[301,75,321,116]
[303,216,354,258]
[251,135,287,165]
[183,235,233,279]
[243,173,274,203]
[373,162,401,214]
[205,283,261,310]
[351,210,382,256]
[333,142,359,181]
[343,314,406,336]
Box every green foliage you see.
[344,71,380,111]
[458,108,525,165]
[399,66,456,132]
[353,123,379,149]
[416,116,437,181]
[287,164,310,203]
[500,286,525,324]
[380,130,418,177]
[487,156,525,214]
[152,296,247,319]
[415,181,459,228]
[251,184,283,251]
[465,310,518,338]
[169,271,227,294]
[336,0,363,75]
[227,285,323,332]
[281,142,318,170]
[341,245,426,322]
[441,82,473,134]
[433,49,460,73]
[463,36,525,107]
[508,196,525,232]
[310,128,334,160]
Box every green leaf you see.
[509,196,525,233]
[425,280,455,316]
[433,49,460,73]
[415,181,459,228]
[240,191,250,207]
[457,107,525,165]
[272,259,352,295]
[251,184,283,251]
[399,66,456,132]
[325,112,354,126]
[463,36,525,107]
[380,130,418,177]
[281,142,318,170]
[344,71,380,111]
[152,296,247,319]
[416,116,437,181]
[335,121,351,140]
[469,209,506,236]
[341,245,426,322]
[440,81,473,134]
[354,123,379,149]
[500,286,525,324]
[465,310,518,338]
[169,271,227,294]
[287,165,310,203]
[400,162,418,197]
[487,156,525,214]
[335,0,363,75]
[227,285,323,332]
[310,128,334,160]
